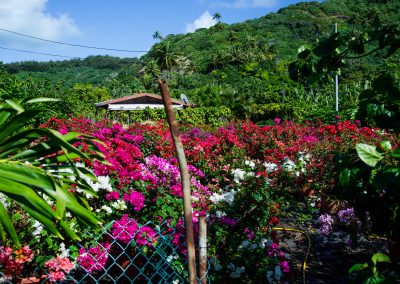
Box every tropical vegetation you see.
[0,0,399,282]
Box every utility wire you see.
[0,27,149,53]
[0,46,82,59]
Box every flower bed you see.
[0,116,397,283]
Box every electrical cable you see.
[0,45,82,59]
[0,27,148,53]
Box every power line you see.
[0,46,82,59]
[0,27,149,53]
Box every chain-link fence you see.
[0,221,206,283]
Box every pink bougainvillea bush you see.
[1,116,397,283]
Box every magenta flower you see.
[77,243,110,273]
[123,191,145,211]
[274,118,281,124]
[112,215,139,244]
[105,191,120,201]
[280,260,290,273]
[135,226,157,247]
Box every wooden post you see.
[199,216,207,284]
[158,79,197,284]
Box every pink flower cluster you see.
[0,245,33,278]
[123,191,145,211]
[111,215,157,247]
[111,214,139,245]
[44,257,75,282]
[267,243,290,273]
[77,243,110,273]
[135,226,157,247]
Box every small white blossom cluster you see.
[231,168,254,184]
[0,193,10,209]
[58,242,70,258]
[48,163,113,199]
[41,193,54,206]
[210,189,237,205]
[263,162,278,173]
[244,160,256,169]
[166,253,179,263]
[280,152,311,177]
[111,200,127,210]
[32,220,44,240]
[95,205,113,214]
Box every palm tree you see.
[152,41,179,71]
[212,12,222,23]
[0,97,106,246]
[152,31,163,41]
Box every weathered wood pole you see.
[198,216,207,284]
[158,79,197,284]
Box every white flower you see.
[282,157,296,172]
[97,175,113,192]
[32,221,44,239]
[215,211,227,218]
[245,160,256,169]
[231,168,246,183]
[223,191,235,205]
[0,193,9,209]
[166,254,179,263]
[259,238,269,248]
[263,162,278,173]
[41,194,54,206]
[111,200,127,210]
[101,205,113,214]
[210,193,224,204]
[230,168,255,183]
[58,242,70,258]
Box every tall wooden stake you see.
[199,216,207,284]
[158,79,197,284]
[335,22,339,112]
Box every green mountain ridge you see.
[2,0,399,119]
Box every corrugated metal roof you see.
[95,93,186,108]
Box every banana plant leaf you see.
[0,98,107,246]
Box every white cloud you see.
[0,0,80,43]
[218,0,277,9]
[186,11,217,33]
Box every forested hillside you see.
[2,0,399,122]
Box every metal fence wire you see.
[0,221,207,283]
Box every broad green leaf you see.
[392,148,400,158]
[24,97,60,104]
[21,204,63,240]
[0,202,20,246]
[356,144,383,167]
[348,262,368,274]
[54,185,67,220]
[59,220,80,241]
[0,162,55,191]
[371,253,391,265]
[379,141,392,152]
[5,99,24,114]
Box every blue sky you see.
[0,0,319,63]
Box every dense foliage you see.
[0,115,398,282]
[2,0,399,122]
